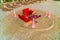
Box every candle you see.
[32,18,35,28]
[13,11,17,18]
[47,11,50,18]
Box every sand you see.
[1,10,58,40]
